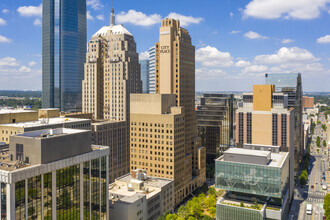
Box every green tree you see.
[205,195,216,209]
[322,124,327,131]
[178,205,190,219]
[299,170,308,185]
[208,187,216,196]
[187,200,203,217]
[200,215,213,220]
[324,140,327,147]
[324,194,330,219]
[251,201,259,209]
[187,217,196,220]
[317,120,321,124]
[197,193,206,205]
[240,201,244,207]
[317,136,321,147]
[165,213,178,220]
[209,207,216,218]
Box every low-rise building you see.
[0,128,109,219]
[0,109,38,124]
[0,117,91,144]
[215,148,290,220]
[109,169,174,220]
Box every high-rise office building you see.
[0,128,109,219]
[42,0,86,112]
[215,148,290,220]
[82,8,142,121]
[140,60,150,93]
[149,46,156,93]
[130,19,206,205]
[236,85,294,202]
[265,73,303,171]
[197,93,234,164]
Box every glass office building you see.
[149,46,155,93]
[42,0,86,112]
[215,148,290,220]
[197,94,234,164]
[140,60,150,93]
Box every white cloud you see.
[19,66,31,73]
[229,30,241,34]
[17,4,42,17]
[196,46,234,67]
[235,60,251,67]
[0,18,6,26]
[254,47,318,64]
[244,31,268,39]
[139,51,149,60]
[87,0,103,10]
[0,57,19,67]
[87,11,93,20]
[0,35,11,43]
[33,18,41,26]
[96,15,104,20]
[242,65,268,74]
[230,12,234,18]
[281,38,294,44]
[29,61,36,66]
[167,12,203,26]
[117,10,162,26]
[243,0,330,20]
[2,9,9,14]
[196,68,227,79]
[317,35,330,43]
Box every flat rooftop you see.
[15,128,87,139]
[109,174,172,203]
[217,148,288,168]
[0,144,107,172]
[0,117,90,128]
[0,109,37,114]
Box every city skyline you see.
[0,0,329,92]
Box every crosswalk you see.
[307,197,324,203]
[309,191,326,196]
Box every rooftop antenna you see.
[110,0,115,26]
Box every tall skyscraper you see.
[149,46,156,93]
[42,0,86,112]
[197,93,234,164]
[139,59,150,93]
[82,9,141,182]
[236,85,295,202]
[265,73,303,171]
[82,8,142,121]
[130,19,206,205]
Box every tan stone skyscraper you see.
[82,8,142,120]
[130,19,206,205]
[82,9,142,182]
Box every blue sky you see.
[0,0,329,92]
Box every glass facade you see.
[197,94,234,163]
[149,46,155,93]
[56,165,80,219]
[83,161,90,219]
[15,180,25,219]
[42,0,86,112]
[44,172,52,219]
[215,161,288,198]
[216,203,263,220]
[140,60,150,93]
[28,176,42,219]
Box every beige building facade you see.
[130,19,206,206]
[82,9,142,121]
[0,110,38,124]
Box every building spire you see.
[110,0,115,26]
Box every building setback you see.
[197,93,234,164]
[130,19,206,205]
[42,0,86,112]
[0,128,109,219]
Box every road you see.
[301,113,328,220]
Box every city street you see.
[293,113,328,220]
